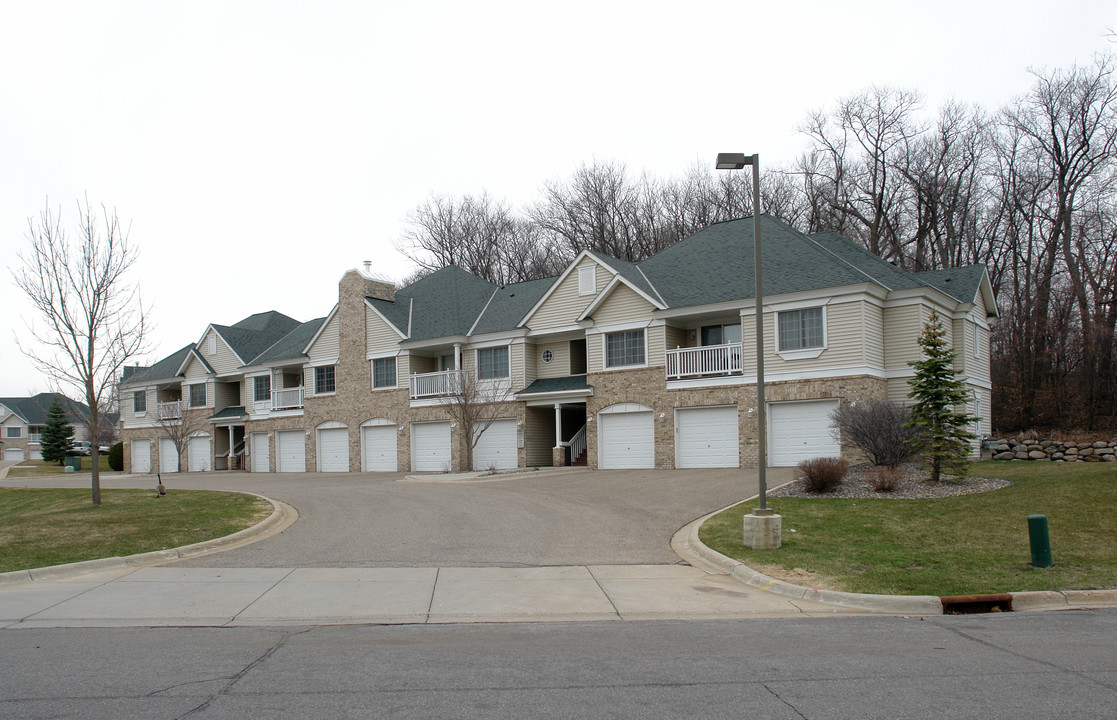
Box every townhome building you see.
[118,216,996,474]
[0,393,110,461]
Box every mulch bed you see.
[769,462,1012,499]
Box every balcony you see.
[28,433,43,444]
[156,401,183,420]
[410,370,461,400]
[665,343,744,381]
[272,386,305,410]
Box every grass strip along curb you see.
[0,492,296,587]
[671,498,1117,615]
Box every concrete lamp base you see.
[743,510,782,550]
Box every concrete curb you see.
[673,498,1117,614]
[0,492,297,588]
[401,467,590,484]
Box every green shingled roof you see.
[635,216,875,307]
[0,393,89,425]
[587,251,664,305]
[914,266,988,305]
[209,406,247,421]
[250,317,327,366]
[213,311,301,363]
[518,376,592,394]
[123,345,193,385]
[391,265,497,341]
[470,277,554,335]
[806,231,925,291]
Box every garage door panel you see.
[676,406,739,468]
[160,437,179,473]
[188,437,211,472]
[770,400,840,467]
[599,411,654,469]
[276,430,306,472]
[131,441,151,474]
[473,419,517,471]
[4,448,26,462]
[318,427,349,472]
[362,426,398,472]
[412,422,451,472]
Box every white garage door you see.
[412,421,451,472]
[473,419,517,470]
[599,410,654,469]
[29,449,43,460]
[159,437,179,473]
[769,400,840,467]
[131,441,151,473]
[188,436,211,472]
[3,448,25,462]
[276,430,306,472]
[318,427,349,472]
[676,406,739,468]
[252,432,270,473]
[362,425,397,472]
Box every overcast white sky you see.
[2,0,1114,397]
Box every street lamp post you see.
[716,152,781,549]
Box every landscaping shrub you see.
[798,456,847,493]
[866,465,903,493]
[108,442,124,471]
[830,399,921,466]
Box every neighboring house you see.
[0,393,101,461]
[117,216,997,474]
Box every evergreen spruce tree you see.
[41,398,74,465]
[906,311,978,482]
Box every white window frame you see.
[188,383,207,408]
[775,306,827,360]
[133,390,147,416]
[253,375,271,403]
[372,356,397,390]
[5,426,22,438]
[314,365,336,395]
[578,265,596,296]
[476,346,510,381]
[604,329,647,369]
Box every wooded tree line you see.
[399,54,1117,433]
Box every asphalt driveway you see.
[4,467,788,568]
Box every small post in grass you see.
[1028,514,1052,568]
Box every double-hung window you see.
[777,307,824,352]
[373,357,397,389]
[5,427,21,438]
[605,330,646,368]
[189,383,207,408]
[253,375,271,403]
[133,391,147,414]
[477,347,509,380]
[315,365,336,394]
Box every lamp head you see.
[716,152,753,170]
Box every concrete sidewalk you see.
[0,564,876,628]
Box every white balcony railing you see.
[156,400,183,420]
[410,370,462,400]
[272,386,304,410]
[28,433,43,444]
[665,343,744,381]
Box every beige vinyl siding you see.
[524,408,553,466]
[510,343,526,391]
[863,302,885,369]
[121,387,154,423]
[883,304,928,371]
[664,325,687,352]
[396,353,411,389]
[409,355,436,375]
[366,306,403,354]
[215,381,239,409]
[202,330,241,374]
[528,256,612,330]
[952,317,969,374]
[461,349,477,377]
[591,284,654,326]
[524,344,538,386]
[969,324,991,384]
[183,355,209,381]
[307,313,340,362]
[646,325,666,367]
[972,290,987,319]
[536,342,571,379]
[887,378,911,404]
[740,301,867,375]
[587,333,603,372]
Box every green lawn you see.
[0,488,272,573]
[5,456,115,478]
[699,461,1117,597]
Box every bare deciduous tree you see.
[154,405,208,473]
[13,198,149,505]
[438,369,519,472]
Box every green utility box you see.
[64,456,82,471]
